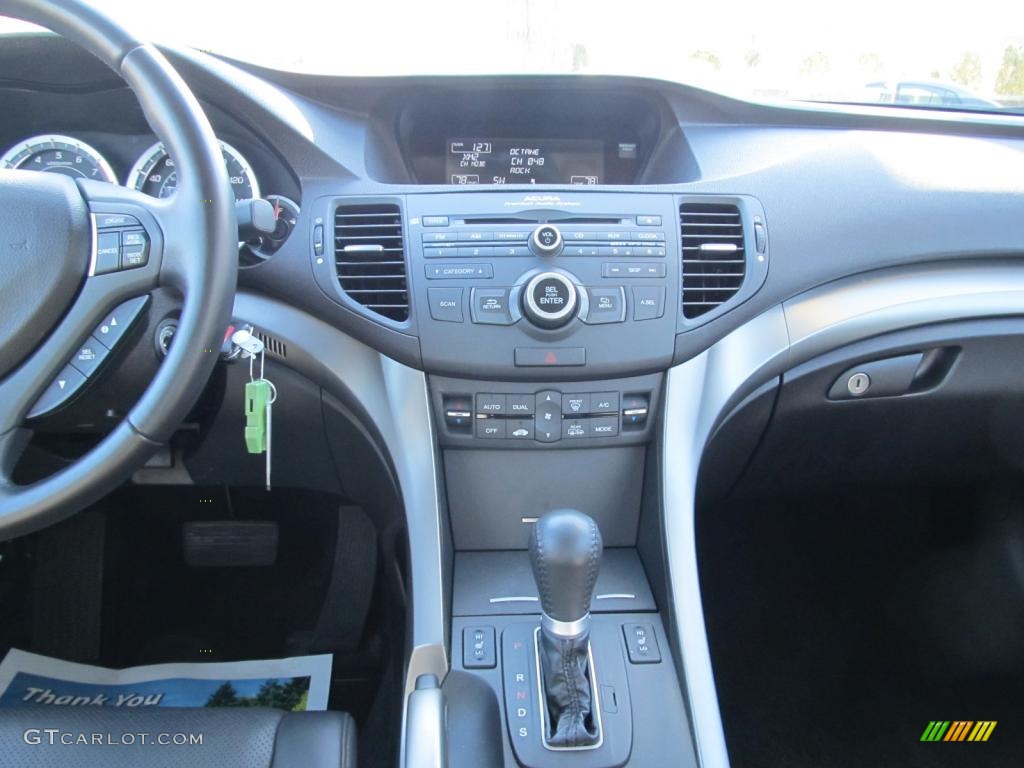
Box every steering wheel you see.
[0,0,237,540]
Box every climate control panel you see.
[409,192,680,380]
[430,372,662,449]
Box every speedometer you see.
[127,140,260,200]
[0,134,117,183]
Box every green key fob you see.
[244,379,272,454]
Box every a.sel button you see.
[633,286,666,321]
[427,287,464,322]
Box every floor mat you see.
[700,483,1024,768]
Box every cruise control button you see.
[427,287,464,322]
[471,288,514,325]
[95,212,141,229]
[93,296,149,349]
[121,244,149,269]
[26,364,87,419]
[633,286,666,320]
[584,287,625,324]
[69,335,111,377]
[94,232,120,274]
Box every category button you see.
[425,263,493,279]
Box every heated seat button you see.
[623,623,662,664]
[463,626,496,669]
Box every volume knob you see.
[522,271,578,329]
[530,224,563,257]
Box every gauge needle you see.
[273,198,281,220]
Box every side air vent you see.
[334,203,408,322]
[680,203,746,319]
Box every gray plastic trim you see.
[662,261,1024,768]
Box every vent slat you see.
[680,202,746,319]
[334,202,409,322]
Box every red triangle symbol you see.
[544,352,558,365]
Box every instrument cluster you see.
[0,133,299,264]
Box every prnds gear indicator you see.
[447,138,604,185]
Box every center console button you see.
[476,418,506,439]
[590,416,620,437]
[534,391,562,443]
[591,392,620,414]
[507,419,535,440]
[632,286,667,320]
[458,246,494,258]
[471,288,515,325]
[427,287,464,323]
[530,224,563,257]
[583,287,625,325]
[562,417,590,439]
[514,347,586,367]
[476,393,506,416]
[426,263,493,280]
[562,393,590,415]
[521,272,578,329]
[495,245,530,257]
[507,394,535,416]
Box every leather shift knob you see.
[529,509,603,630]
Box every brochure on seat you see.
[0,649,332,711]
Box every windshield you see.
[3,0,1024,115]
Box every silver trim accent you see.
[0,133,118,184]
[404,680,447,768]
[87,213,98,277]
[524,271,578,324]
[343,244,385,253]
[595,593,636,600]
[534,627,603,751]
[698,243,739,253]
[489,596,539,604]
[521,516,539,524]
[542,612,590,639]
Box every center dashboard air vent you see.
[334,203,409,322]
[680,202,746,319]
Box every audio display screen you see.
[446,138,606,185]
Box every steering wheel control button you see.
[462,626,496,669]
[583,286,626,324]
[515,347,586,367]
[27,364,87,419]
[69,336,111,377]
[93,296,149,349]
[471,288,515,325]
[534,391,562,443]
[632,286,666,321]
[94,231,121,274]
[530,224,563,257]
[427,287,464,323]
[120,230,151,269]
[94,213,141,229]
[522,272,578,328]
[847,372,872,397]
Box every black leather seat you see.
[0,707,356,768]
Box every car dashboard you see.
[4,31,1024,768]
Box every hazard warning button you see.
[514,347,586,367]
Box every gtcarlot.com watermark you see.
[23,729,203,747]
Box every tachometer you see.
[127,140,260,200]
[0,134,117,182]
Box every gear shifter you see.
[528,509,603,748]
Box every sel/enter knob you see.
[530,224,563,257]
[522,271,578,329]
